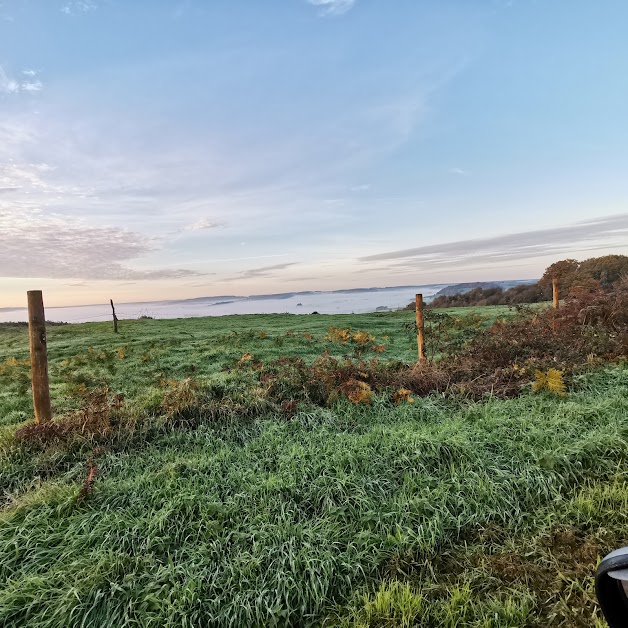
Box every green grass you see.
[0,310,626,626]
[0,307,518,424]
[0,311,419,422]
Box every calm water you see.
[0,285,446,324]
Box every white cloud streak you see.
[0,66,19,94]
[228,262,298,281]
[61,1,97,15]
[0,66,43,94]
[307,0,356,17]
[359,214,628,271]
[182,218,226,232]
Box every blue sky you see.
[1,0,627,306]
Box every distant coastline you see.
[0,280,536,324]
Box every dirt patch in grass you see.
[453,525,617,627]
[482,526,616,627]
[379,523,617,627]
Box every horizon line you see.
[0,278,538,312]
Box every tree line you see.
[425,254,628,308]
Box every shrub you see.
[15,387,124,449]
[324,326,386,357]
[532,369,567,396]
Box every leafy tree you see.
[580,254,628,288]
[424,255,628,308]
[539,259,580,297]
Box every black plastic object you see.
[595,547,628,627]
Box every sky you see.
[1,0,628,307]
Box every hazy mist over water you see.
[0,285,447,324]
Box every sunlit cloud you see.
[0,208,201,280]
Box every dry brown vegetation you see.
[11,281,628,456]
[1,267,627,626]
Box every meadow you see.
[0,306,626,627]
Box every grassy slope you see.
[0,307,517,424]
[0,309,626,627]
[0,311,419,423]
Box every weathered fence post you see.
[110,299,118,333]
[27,290,52,424]
[415,293,426,362]
[552,278,559,309]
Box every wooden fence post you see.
[415,293,426,362]
[27,290,52,424]
[110,299,118,333]
[552,278,559,309]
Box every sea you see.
[0,284,449,324]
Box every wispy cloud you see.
[182,254,287,263]
[182,218,226,232]
[0,38,464,291]
[0,66,43,94]
[229,262,298,281]
[284,274,332,282]
[307,0,356,17]
[21,81,43,93]
[61,1,97,15]
[172,0,192,19]
[359,214,628,271]
[449,167,470,176]
[0,208,201,281]
[0,66,19,94]
[0,162,62,193]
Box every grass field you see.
[0,309,626,626]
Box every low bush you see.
[14,387,124,449]
[9,284,628,467]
